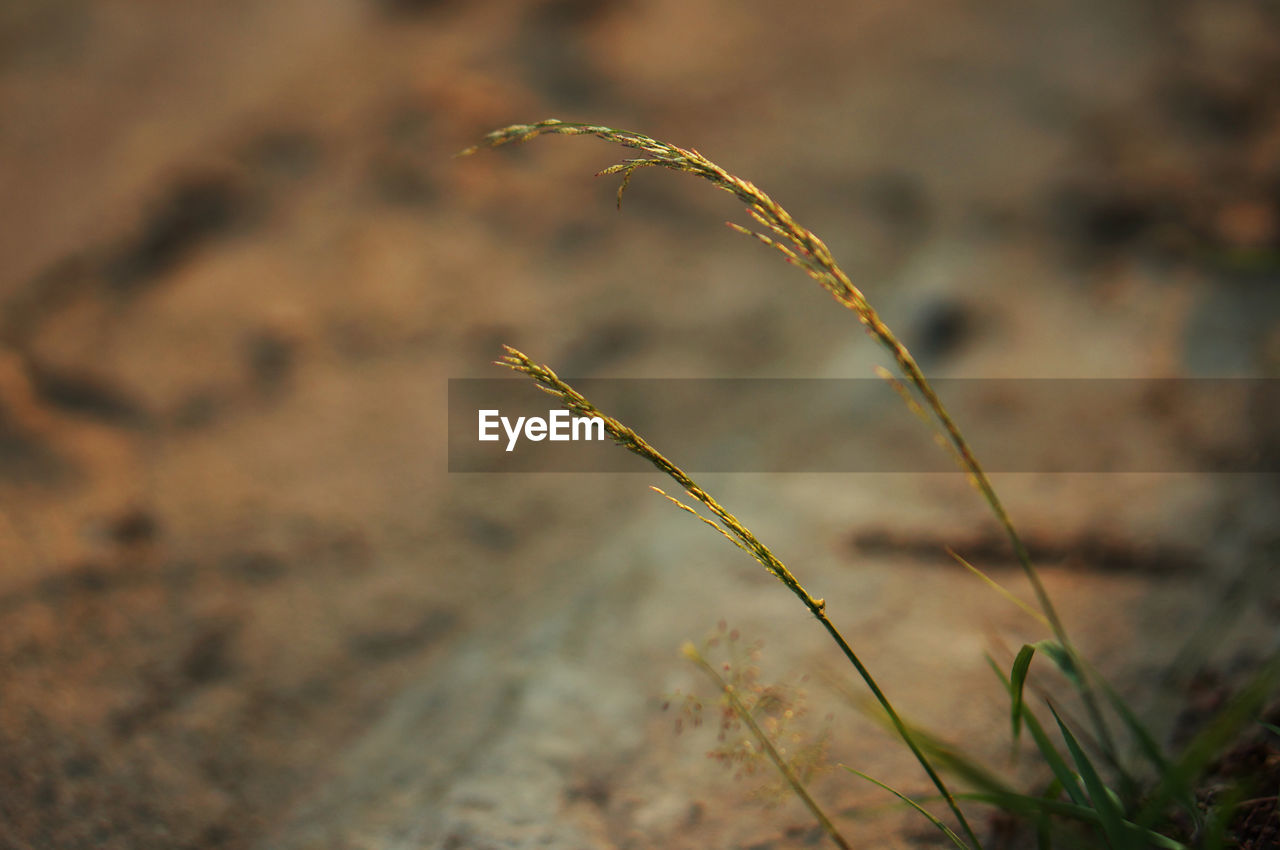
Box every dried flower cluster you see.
[666,623,834,806]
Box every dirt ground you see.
[1,1,1278,848]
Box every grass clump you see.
[460,120,1279,849]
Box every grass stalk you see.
[497,346,981,848]
[842,767,970,850]
[461,120,1116,761]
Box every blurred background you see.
[1,1,1277,847]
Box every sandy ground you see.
[1,1,1278,848]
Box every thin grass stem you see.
[462,121,1117,761]
[684,642,852,850]
[497,345,981,849]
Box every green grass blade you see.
[1033,640,1082,690]
[1079,661,1187,817]
[987,655,1087,807]
[843,767,970,850]
[950,549,1050,629]
[1036,779,1063,850]
[848,675,1015,796]
[1093,670,1170,776]
[987,652,1012,691]
[1138,651,1280,828]
[1032,650,1141,800]
[1011,644,1037,748]
[1048,704,1133,849]
[960,793,1188,850]
[1023,704,1088,808]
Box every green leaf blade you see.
[1011,644,1037,747]
[1049,704,1133,849]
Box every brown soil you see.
[1,1,1278,848]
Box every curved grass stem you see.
[498,346,982,850]
[463,120,1116,764]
